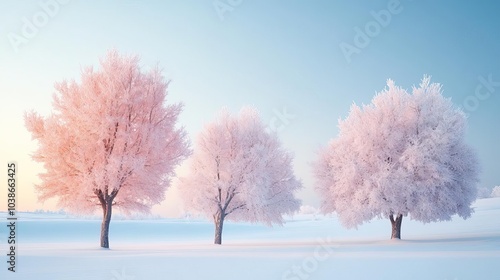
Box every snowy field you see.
[1,198,499,280]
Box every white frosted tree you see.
[313,76,479,239]
[178,107,302,244]
[477,187,492,199]
[491,186,500,198]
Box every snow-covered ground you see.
[1,198,499,280]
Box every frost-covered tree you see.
[178,107,301,244]
[477,187,492,199]
[491,186,500,198]
[313,76,479,239]
[25,51,190,248]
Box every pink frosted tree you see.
[178,107,301,244]
[313,76,479,239]
[25,51,190,248]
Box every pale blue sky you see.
[1,1,499,216]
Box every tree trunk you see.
[213,210,225,245]
[390,214,403,239]
[100,199,113,248]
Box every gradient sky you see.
[1,0,499,217]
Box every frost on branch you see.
[178,107,301,244]
[313,76,479,238]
